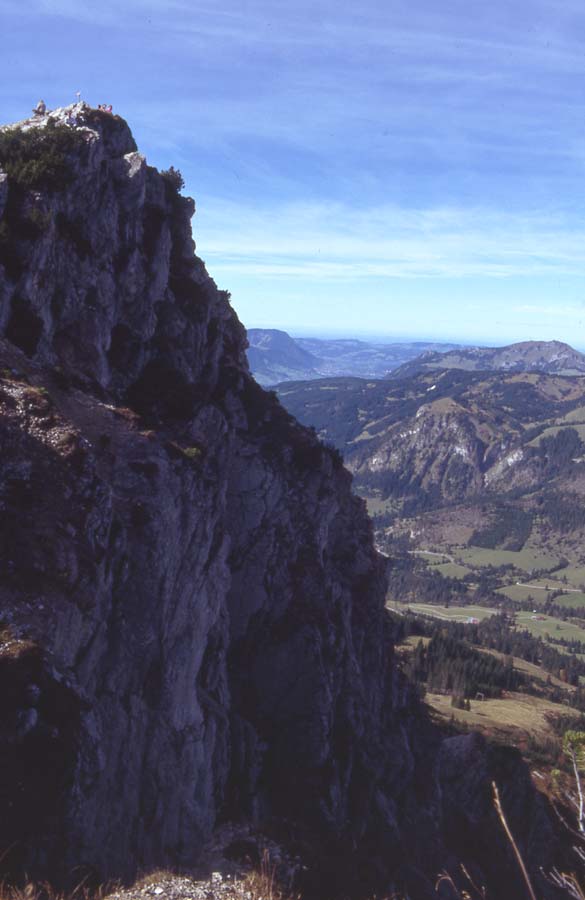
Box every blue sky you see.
[2,0,585,346]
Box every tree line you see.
[404,631,522,704]
[393,611,585,703]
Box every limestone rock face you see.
[0,104,242,402]
[0,104,412,884]
[0,105,568,897]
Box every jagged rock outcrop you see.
[0,105,572,898]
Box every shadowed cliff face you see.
[0,106,571,898]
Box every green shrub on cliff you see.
[160,165,185,193]
[0,120,84,190]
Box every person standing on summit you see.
[32,99,46,116]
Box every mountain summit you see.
[0,106,569,897]
[391,339,585,379]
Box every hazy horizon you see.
[246,324,585,353]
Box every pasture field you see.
[391,602,498,622]
[520,580,567,589]
[412,550,451,564]
[434,562,473,579]
[455,546,560,573]
[557,405,585,424]
[511,611,585,643]
[397,635,431,651]
[485,648,574,690]
[493,582,585,608]
[365,497,398,517]
[526,423,585,447]
[558,566,585,588]
[496,584,550,604]
[392,602,585,648]
[546,592,585,609]
[426,691,580,742]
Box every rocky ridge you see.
[0,105,574,898]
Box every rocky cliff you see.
[0,105,572,898]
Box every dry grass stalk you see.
[0,870,113,900]
[545,867,585,899]
[241,849,298,900]
[492,781,537,900]
[435,863,486,898]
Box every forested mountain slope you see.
[277,370,585,554]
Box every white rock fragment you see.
[125,151,146,179]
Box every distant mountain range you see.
[390,339,585,379]
[246,329,322,384]
[276,340,585,559]
[246,328,459,384]
[248,330,585,386]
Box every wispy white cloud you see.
[514,304,585,318]
[4,0,585,175]
[0,0,178,25]
[3,0,585,342]
[195,199,585,281]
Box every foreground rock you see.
[0,105,576,898]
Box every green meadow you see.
[455,546,560,573]
[434,562,473,579]
[496,584,551,604]
[393,602,585,649]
